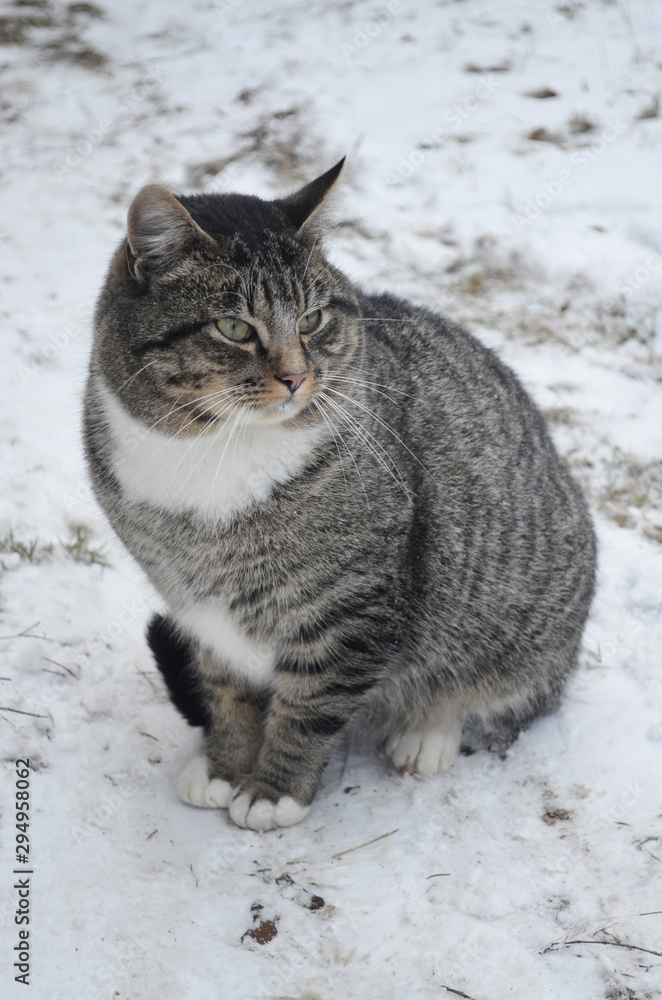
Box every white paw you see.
[386,719,462,776]
[229,792,310,831]
[176,755,233,809]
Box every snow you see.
[1,0,661,997]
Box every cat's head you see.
[93,159,361,434]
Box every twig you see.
[332,828,399,859]
[136,666,159,691]
[427,872,451,879]
[543,938,662,958]
[441,987,479,1000]
[0,622,51,642]
[42,656,77,678]
[0,706,50,719]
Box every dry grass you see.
[575,447,662,541]
[542,405,582,428]
[185,105,324,190]
[0,526,110,566]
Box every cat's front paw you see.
[176,755,234,809]
[229,780,310,831]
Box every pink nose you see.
[278,371,308,393]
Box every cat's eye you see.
[214,317,253,342]
[299,309,323,335]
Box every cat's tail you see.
[146,613,209,729]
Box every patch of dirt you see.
[0,1,107,69]
[241,917,278,945]
[543,809,571,825]
[241,901,278,946]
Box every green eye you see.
[299,309,322,335]
[215,317,253,342]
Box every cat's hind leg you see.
[147,615,266,809]
[385,700,465,776]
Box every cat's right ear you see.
[126,186,211,282]
[274,158,346,234]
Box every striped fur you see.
[83,165,596,830]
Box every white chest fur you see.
[99,382,324,522]
[174,599,276,685]
[98,383,324,685]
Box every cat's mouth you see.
[249,393,308,425]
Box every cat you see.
[83,158,597,831]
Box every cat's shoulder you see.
[356,289,505,372]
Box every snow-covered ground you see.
[1,1,661,997]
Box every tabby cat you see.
[83,159,596,831]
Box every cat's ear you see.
[274,157,345,233]
[126,185,211,281]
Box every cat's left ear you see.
[126,185,213,282]
[274,157,345,233]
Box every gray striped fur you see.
[83,163,596,830]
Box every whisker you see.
[322,385,427,474]
[117,359,159,393]
[322,372,412,403]
[122,386,252,488]
[183,260,249,295]
[304,263,333,297]
[302,229,321,284]
[342,363,414,393]
[231,405,253,464]
[319,390,412,499]
[145,383,251,435]
[343,363,410,388]
[165,394,250,507]
[208,401,250,513]
[322,394,409,497]
[311,397,349,496]
[313,396,369,503]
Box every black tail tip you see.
[146,613,209,729]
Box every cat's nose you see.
[277,371,308,393]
